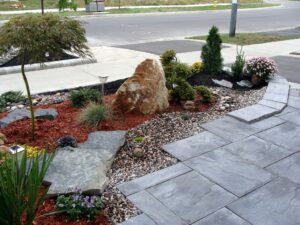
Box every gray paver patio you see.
[267,152,300,184]
[118,87,300,225]
[222,136,292,167]
[256,122,300,152]
[192,208,250,225]
[147,171,237,224]
[184,149,274,197]
[228,177,300,225]
[162,131,230,161]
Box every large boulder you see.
[112,59,169,114]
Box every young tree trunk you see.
[21,54,36,140]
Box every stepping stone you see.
[201,116,283,142]
[228,104,278,123]
[279,110,300,126]
[222,136,291,167]
[118,214,156,225]
[127,190,185,225]
[162,131,230,161]
[193,208,250,225]
[118,163,191,196]
[258,99,286,111]
[184,149,274,197]
[146,171,237,224]
[263,92,288,104]
[288,96,300,108]
[45,131,126,194]
[266,82,289,96]
[256,122,300,152]
[228,177,300,225]
[267,152,300,184]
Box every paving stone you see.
[256,122,300,152]
[222,136,291,167]
[258,99,286,110]
[128,190,185,225]
[162,131,230,161]
[290,88,300,97]
[274,106,296,116]
[288,96,300,108]
[267,152,300,184]
[266,82,289,96]
[250,116,284,130]
[117,163,191,196]
[147,171,237,224]
[228,104,278,123]
[192,208,250,225]
[184,149,274,197]
[263,92,288,103]
[279,110,300,126]
[228,177,300,225]
[201,116,259,142]
[118,214,156,225]
[270,75,289,84]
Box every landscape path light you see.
[98,76,108,102]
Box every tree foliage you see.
[0,14,91,139]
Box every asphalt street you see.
[82,1,300,46]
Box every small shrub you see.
[1,91,25,103]
[201,26,223,75]
[195,86,213,103]
[70,88,101,108]
[244,57,278,82]
[191,61,204,74]
[160,49,177,66]
[57,136,78,148]
[56,189,103,220]
[0,150,54,225]
[133,136,145,142]
[231,47,246,80]
[181,112,191,120]
[79,103,107,127]
[171,78,195,101]
[58,0,77,11]
[174,62,192,79]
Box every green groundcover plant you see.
[0,150,55,225]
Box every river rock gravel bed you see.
[102,86,267,224]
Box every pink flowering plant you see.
[56,188,103,220]
[244,57,278,82]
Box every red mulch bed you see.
[0,94,215,151]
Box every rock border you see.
[0,57,97,76]
[228,75,289,123]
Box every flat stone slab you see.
[288,96,300,109]
[193,208,250,225]
[0,108,58,128]
[128,190,185,225]
[222,136,291,167]
[290,88,300,97]
[279,110,300,126]
[258,99,286,111]
[162,131,230,161]
[147,171,237,224]
[184,149,274,197]
[236,80,253,88]
[275,106,296,117]
[266,82,289,96]
[267,152,300,184]
[212,79,233,89]
[263,92,288,103]
[256,122,300,152]
[228,104,278,123]
[45,131,126,194]
[118,163,191,196]
[228,177,300,225]
[118,214,156,225]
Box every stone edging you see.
[228,75,290,123]
[0,57,97,76]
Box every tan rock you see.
[182,100,195,111]
[112,59,169,114]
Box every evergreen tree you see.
[201,26,223,75]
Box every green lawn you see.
[0,0,263,11]
[187,33,300,45]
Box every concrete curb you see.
[0,57,97,76]
[228,75,289,123]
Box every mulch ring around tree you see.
[0,94,216,151]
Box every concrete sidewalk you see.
[0,38,299,95]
